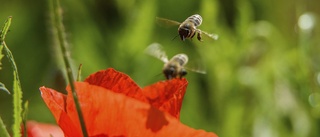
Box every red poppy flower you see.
[40,68,218,137]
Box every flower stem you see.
[77,64,83,81]
[50,0,88,136]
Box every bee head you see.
[163,66,176,80]
[178,24,191,41]
[163,65,187,80]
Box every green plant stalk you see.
[50,0,88,136]
[22,101,29,137]
[3,42,23,137]
[0,17,11,137]
[0,44,4,70]
[0,117,9,137]
[0,82,10,94]
[12,72,22,137]
[1,17,23,137]
[77,64,82,81]
[0,17,11,40]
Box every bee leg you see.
[164,70,174,80]
[164,73,172,80]
[190,32,196,38]
[197,31,203,42]
[172,34,180,41]
[180,69,187,78]
[180,35,186,41]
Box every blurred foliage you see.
[1,0,320,136]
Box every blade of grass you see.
[12,71,22,137]
[1,42,20,80]
[0,16,11,40]
[0,46,3,70]
[0,117,10,137]
[0,16,11,137]
[22,101,29,137]
[0,82,10,94]
[0,31,8,94]
[1,16,23,137]
[49,0,88,136]
[77,64,82,81]
[0,16,7,70]
[12,72,22,137]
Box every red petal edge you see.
[84,68,189,119]
[142,78,188,119]
[84,68,147,102]
[40,87,82,137]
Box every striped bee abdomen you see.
[170,54,189,66]
[185,14,202,27]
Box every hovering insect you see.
[156,14,219,41]
[145,43,206,80]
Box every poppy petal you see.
[84,68,147,102]
[39,87,66,122]
[63,82,217,137]
[40,87,82,137]
[40,68,217,137]
[142,78,188,119]
[84,68,189,118]
[26,121,64,137]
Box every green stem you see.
[1,16,23,137]
[50,0,88,136]
[77,64,83,81]
[0,117,10,137]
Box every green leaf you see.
[0,16,11,41]
[0,16,13,137]
[0,117,10,137]
[77,64,82,81]
[22,101,29,137]
[0,82,10,94]
[0,46,3,70]
[0,17,11,71]
[0,16,12,70]
[1,16,23,137]
[12,72,22,137]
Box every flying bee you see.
[156,14,219,41]
[145,43,206,80]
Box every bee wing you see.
[197,29,219,40]
[145,43,169,63]
[184,59,207,74]
[186,68,207,74]
[156,17,181,28]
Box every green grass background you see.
[1,0,320,136]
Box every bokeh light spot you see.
[309,92,320,108]
[298,13,316,31]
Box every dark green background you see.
[1,0,320,136]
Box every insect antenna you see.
[171,34,180,41]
